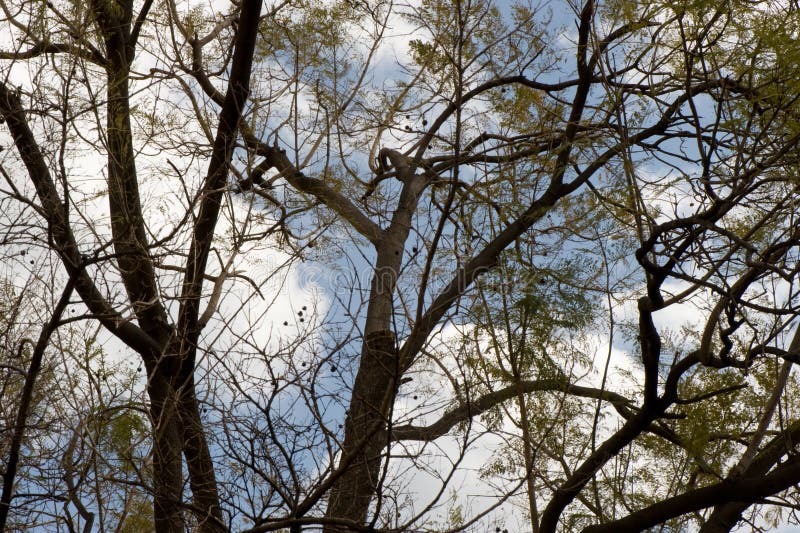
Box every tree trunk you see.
[325,330,398,531]
[179,380,226,533]
[517,388,540,533]
[148,377,186,533]
[324,149,425,530]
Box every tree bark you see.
[95,4,190,529]
[324,148,424,530]
[325,330,398,531]
[178,378,226,532]
[147,374,187,533]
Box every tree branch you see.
[0,82,161,358]
[0,41,105,64]
[244,138,383,246]
[390,379,632,441]
[582,455,800,533]
[0,275,76,531]
[175,0,263,374]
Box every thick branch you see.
[699,416,800,532]
[0,83,161,358]
[96,0,172,343]
[399,180,565,371]
[175,0,263,373]
[638,297,661,404]
[245,140,383,246]
[582,455,800,533]
[698,329,800,532]
[0,41,106,64]
[391,379,632,441]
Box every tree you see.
[0,273,74,532]
[0,268,149,533]
[4,0,800,531]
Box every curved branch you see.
[391,379,632,442]
[245,138,383,246]
[582,455,800,533]
[0,41,105,64]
